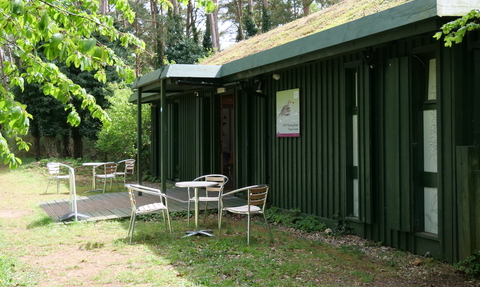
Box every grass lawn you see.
[0,161,474,286]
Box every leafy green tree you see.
[434,9,480,46]
[12,81,69,158]
[261,6,272,33]
[96,82,150,161]
[244,9,258,38]
[0,0,144,168]
[203,16,213,50]
[163,12,209,64]
[61,64,111,158]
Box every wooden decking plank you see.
[50,200,70,217]
[40,190,247,222]
[39,202,60,219]
[107,208,130,218]
[76,197,104,214]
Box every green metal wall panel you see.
[149,32,480,263]
[383,57,412,233]
[260,59,350,219]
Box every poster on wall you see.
[276,88,300,137]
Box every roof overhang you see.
[129,64,222,103]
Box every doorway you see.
[221,94,234,190]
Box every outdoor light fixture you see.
[272,74,281,80]
[217,87,226,93]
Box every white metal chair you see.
[219,184,273,244]
[115,159,135,185]
[94,162,118,193]
[45,162,70,193]
[125,184,172,244]
[187,174,228,226]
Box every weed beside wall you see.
[265,206,327,233]
[455,250,480,279]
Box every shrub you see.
[455,250,480,279]
[294,215,327,233]
[265,206,327,233]
[332,212,354,237]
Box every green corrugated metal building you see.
[131,0,480,263]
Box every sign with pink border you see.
[276,88,300,137]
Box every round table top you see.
[175,181,217,188]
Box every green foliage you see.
[332,212,354,237]
[261,7,272,33]
[434,9,480,47]
[244,10,258,39]
[294,214,327,233]
[165,37,210,64]
[265,206,327,233]
[95,82,150,161]
[455,250,480,279]
[265,206,301,226]
[203,16,213,50]
[0,0,145,168]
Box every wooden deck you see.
[39,187,247,222]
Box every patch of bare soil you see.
[0,210,32,218]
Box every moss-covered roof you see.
[200,0,413,65]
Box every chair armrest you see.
[221,185,261,198]
[125,184,166,198]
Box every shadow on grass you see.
[113,212,333,286]
[26,214,55,229]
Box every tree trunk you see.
[150,0,158,53]
[44,136,60,158]
[248,0,253,12]
[186,0,193,37]
[0,48,7,90]
[33,136,41,160]
[209,11,220,51]
[134,18,140,77]
[235,0,244,41]
[303,0,312,16]
[100,0,108,14]
[72,128,83,159]
[172,0,179,16]
[62,134,71,158]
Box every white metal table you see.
[82,162,106,193]
[175,181,218,237]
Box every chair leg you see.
[103,178,107,194]
[128,212,136,244]
[115,177,120,191]
[218,213,222,237]
[247,213,251,245]
[45,178,51,194]
[263,213,274,243]
[203,202,209,222]
[56,177,60,194]
[187,200,191,227]
[166,211,172,233]
[217,202,222,232]
[161,210,166,231]
[162,210,172,233]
